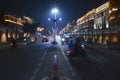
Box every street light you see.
[51,8,59,44]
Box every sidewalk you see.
[0,42,9,45]
[0,42,10,50]
[84,43,120,56]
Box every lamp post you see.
[51,8,59,44]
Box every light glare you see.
[48,18,51,21]
[52,8,58,14]
[59,18,62,21]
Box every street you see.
[1,0,120,80]
[0,38,120,80]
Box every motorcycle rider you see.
[73,38,81,56]
[68,39,74,49]
[74,38,86,57]
[69,38,86,57]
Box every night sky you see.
[0,0,107,31]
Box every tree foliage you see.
[23,22,40,34]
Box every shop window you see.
[111,35,118,42]
[1,33,7,42]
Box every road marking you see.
[65,77,71,80]
[52,55,59,79]
[30,47,49,80]
[30,76,35,80]
[33,67,39,75]
[59,45,76,77]
[41,56,44,61]
[41,76,49,80]
[38,63,42,67]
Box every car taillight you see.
[66,50,70,55]
[10,43,13,46]
[66,47,73,55]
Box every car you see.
[17,37,30,41]
[16,37,31,45]
[30,37,36,43]
[41,36,48,42]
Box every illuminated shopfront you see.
[109,0,120,43]
[76,9,95,43]
[1,33,6,42]
[0,14,24,43]
[61,0,120,47]
[94,1,109,44]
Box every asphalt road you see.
[0,39,120,80]
[0,40,49,80]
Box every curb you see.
[0,42,9,45]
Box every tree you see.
[23,22,40,34]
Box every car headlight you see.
[61,38,65,41]
[24,39,27,41]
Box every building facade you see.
[94,1,109,44]
[109,0,120,43]
[76,9,96,43]
[0,14,24,43]
[62,0,120,48]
